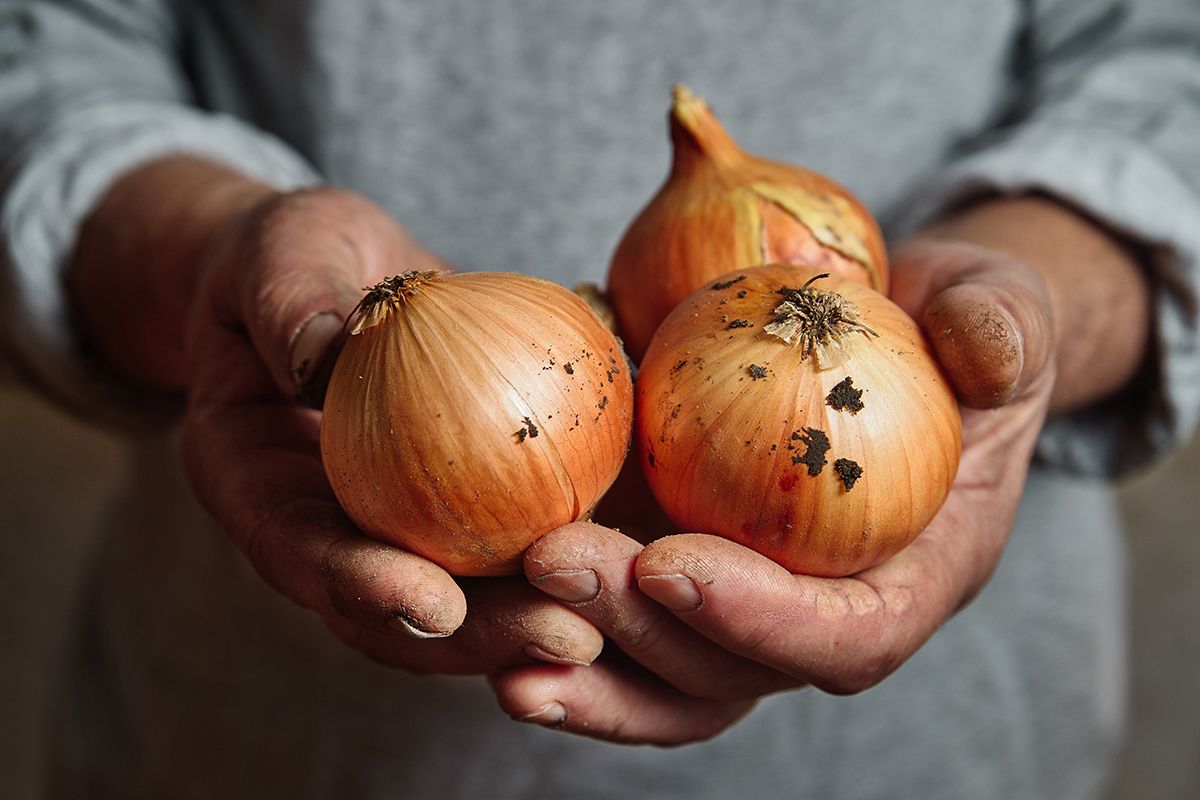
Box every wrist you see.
[69,157,280,391]
[907,195,1151,412]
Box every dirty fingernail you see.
[389,613,452,639]
[638,574,703,612]
[519,702,567,727]
[289,312,343,387]
[532,569,600,604]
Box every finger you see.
[219,190,372,397]
[182,391,468,636]
[634,382,1048,696]
[183,396,604,670]
[183,320,466,635]
[207,188,443,406]
[526,523,799,700]
[490,659,755,746]
[635,533,943,694]
[588,454,679,544]
[183,396,604,669]
[328,579,604,675]
[889,240,1054,408]
[184,318,607,667]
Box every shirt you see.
[2,1,1199,798]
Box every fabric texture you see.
[1,0,1197,797]
[896,0,1200,476]
[0,1,320,427]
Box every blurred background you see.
[1,379,1197,799]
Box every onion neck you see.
[668,84,743,175]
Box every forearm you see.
[913,195,1151,412]
[67,157,277,391]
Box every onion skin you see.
[636,264,960,577]
[607,86,889,362]
[321,271,633,576]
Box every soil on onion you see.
[711,275,747,290]
[791,428,830,476]
[834,458,863,491]
[826,376,865,413]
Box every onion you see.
[607,85,889,362]
[320,271,634,576]
[635,264,960,577]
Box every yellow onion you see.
[636,264,960,577]
[572,281,618,333]
[607,85,889,362]
[321,271,634,576]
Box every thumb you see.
[890,239,1055,409]
[220,189,413,407]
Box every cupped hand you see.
[491,237,1056,744]
[181,187,602,674]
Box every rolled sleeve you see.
[898,1,1200,477]
[0,2,320,428]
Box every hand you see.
[490,237,1056,744]
[175,182,602,674]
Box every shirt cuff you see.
[894,122,1200,477]
[1,102,322,430]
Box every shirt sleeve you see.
[896,0,1200,478]
[0,1,321,428]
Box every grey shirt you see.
[2,1,1199,798]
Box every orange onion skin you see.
[636,264,960,577]
[321,272,633,576]
[608,87,889,362]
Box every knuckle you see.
[321,538,388,623]
[240,498,360,618]
[238,507,299,604]
[610,615,667,656]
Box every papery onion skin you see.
[607,86,889,362]
[636,264,961,577]
[321,271,634,577]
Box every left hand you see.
[489,237,1056,744]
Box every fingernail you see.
[289,311,343,386]
[519,702,567,727]
[389,613,452,639]
[532,569,600,604]
[638,574,703,612]
[523,643,593,667]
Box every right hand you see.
[491,237,1059,744]
[179,183,602,674]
